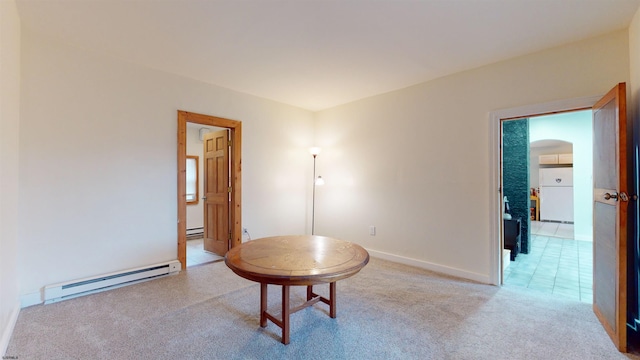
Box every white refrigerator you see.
[539,168,574,223]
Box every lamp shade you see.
[309,147,321,156]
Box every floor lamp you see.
[310,147,324,235]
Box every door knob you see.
[604,192,630,201]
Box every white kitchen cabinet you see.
[558,153,573,164]
[539,154,559,164]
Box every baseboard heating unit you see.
[43,260,181,304]
[187,227,204,240]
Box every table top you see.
[224,235,369,285]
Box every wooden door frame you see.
[489,95,601,285]
[177,110,242,270]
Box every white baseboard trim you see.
[367,249,491,284]
[0,302,20,357]
[574,234,592,242]
[20,292,42,308]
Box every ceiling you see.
[15,0,640,111]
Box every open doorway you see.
[502,110,593,303]
[491,85,630,351]
[184,123,226,267]
[177,111,242,270]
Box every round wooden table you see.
[224,235,369,344]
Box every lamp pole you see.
[312,152,317,235]
[310,147,321,235]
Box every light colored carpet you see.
[6,258,640,359]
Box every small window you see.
[186,155,199,205]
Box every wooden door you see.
[592,82,628,352]
[203,129,231,256]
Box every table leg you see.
[260,283,268,328]
[329,282,336,318]
[261,282,335,344]
[282,285,290,345]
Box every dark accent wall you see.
[502,119,530,254]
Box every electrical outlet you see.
[369,226,376,236]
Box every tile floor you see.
[503,221,593,303]
[187,238,224,267]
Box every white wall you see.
[529,111,593,241]
[314,30,629,282]
[18,29,314,304]
[630,10,640,299]
[10,4,640,310]
[0,0,21,354]
[632,6,640,141]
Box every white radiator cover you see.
[44,260,181,304]
[186,227,203,235]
